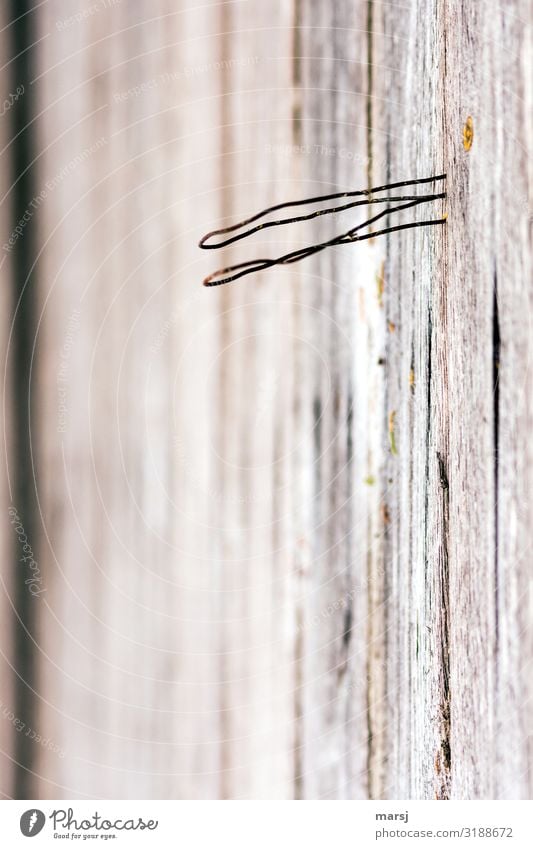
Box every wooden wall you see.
[0,0,531,800]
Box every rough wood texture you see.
[0,0,531,800]
[376,0,532,800]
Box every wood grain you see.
[375,0,532,799]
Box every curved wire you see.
[200,175,446,287]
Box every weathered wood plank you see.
[212,0,297,800]
[376,0,532,799]
[442,0,532,801]
[33,0,221,798]
[294,0,384,800]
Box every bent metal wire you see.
[199,175,446,287]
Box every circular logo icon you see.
[20,809,46,837]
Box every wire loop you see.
[199,175,446,287]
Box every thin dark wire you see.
[200,174,446,248]
[200,175,446,287]
[202,195,444,286]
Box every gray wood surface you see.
[378,0,532,800]
[0,0,531,800]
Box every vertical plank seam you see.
[217,0,232,801]
[492,268,500,659]
[291,0,304,800]
[366,0,374,190]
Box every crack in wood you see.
[423,305,433,585]
[217,0,233,800]
[294,599,304,800]
[366,0,374,190]
[292,0,302,145]
[436,450,451,798]
[492,269,501,655]
[437,451,449,490]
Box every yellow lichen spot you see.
[364,475,376,486]
[376,261,385,307]
[388,321,396,333]
[388,410,398,456]
[463,116,474,151]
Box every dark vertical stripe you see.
[8,0,39,799]
[291,0,302,145]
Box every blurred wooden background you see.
[0,0,531,799]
